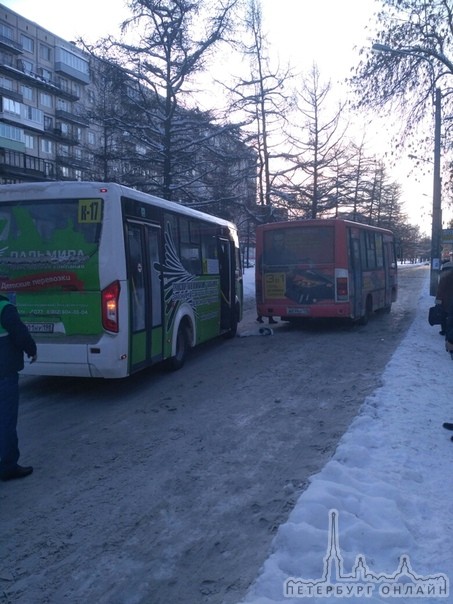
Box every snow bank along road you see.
[0,265,426,604]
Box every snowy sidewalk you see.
[240,271,453,604]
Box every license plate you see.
[287,308,309,315]
[25,323,54,334]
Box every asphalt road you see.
[0,265,428,604]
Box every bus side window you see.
[361,231,377,269]
[180,217,202,274]
[201,226,219,274]
[376,234,384,268]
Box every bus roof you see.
[257,218,394,236]
[0,181,238,231]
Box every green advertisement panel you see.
[0,198,103,336]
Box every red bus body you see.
[255,219,398,322]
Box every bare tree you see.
[337,137,376,221]
[89,0,241,202]
[282,65,348,218]
[350,0,453,148]
[223,0,294,216]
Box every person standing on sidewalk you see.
[0,294,37,482]
[435,262,453,335]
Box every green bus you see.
[0,182,243,378]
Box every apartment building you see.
[0,3,101,183]
[0,2,256,232]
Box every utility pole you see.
[372,44,443,295]
[430,87,442,295]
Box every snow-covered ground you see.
[240,265,453,603]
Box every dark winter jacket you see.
[0,296,37,377]
[436,269,453,311]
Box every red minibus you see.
[255,219,397,324]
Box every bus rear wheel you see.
[358,295,373,325]
[169,324,190,370]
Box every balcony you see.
[0,149,53,180]
[41,124,80,145]
[0,35,23,54]
[56,81,80,102]
[0,99,45,133]
[55,108,89,127]
[0,60,80,101]
[56,153,91,169]
[0,86,22,102]
[53,127,80,145]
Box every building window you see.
[57,98,69,111]
[24,134,35,149]
[0,23,14,41]
[57,121,70,136]
[2,97,21,117]
[44,115,53,131]
[4,150,23,168]
[56,47,89,77]
[39,68,52,82]
[20,34,34,53]
[40,44,52,62]
[23,105,43,127]
[0,76,13,90]
[41,139,54,154]
[0,123,24,143]
[44,161,54,177]
[39,92,52,108]
[20,84,33,101]
[19,59,33,74]
[87,131,95,145]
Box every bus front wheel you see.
[223,305,239,339]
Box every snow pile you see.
[240,269,453,604]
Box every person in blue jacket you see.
[0,294,37,481]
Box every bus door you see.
[350,234,363,318]
[218,237,234,330]
[126,222,163,371]
[384,240,395,304]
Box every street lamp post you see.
[372,43,442,295]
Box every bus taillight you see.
[102,281,120,332]
[336,278,348,298]
[335,269,349,301]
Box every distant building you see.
[0,3,256,225]
[0,4,94,182]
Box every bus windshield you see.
[263,226,334,266]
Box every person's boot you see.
[0,465,33,481]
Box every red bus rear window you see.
[263,226,334,265]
